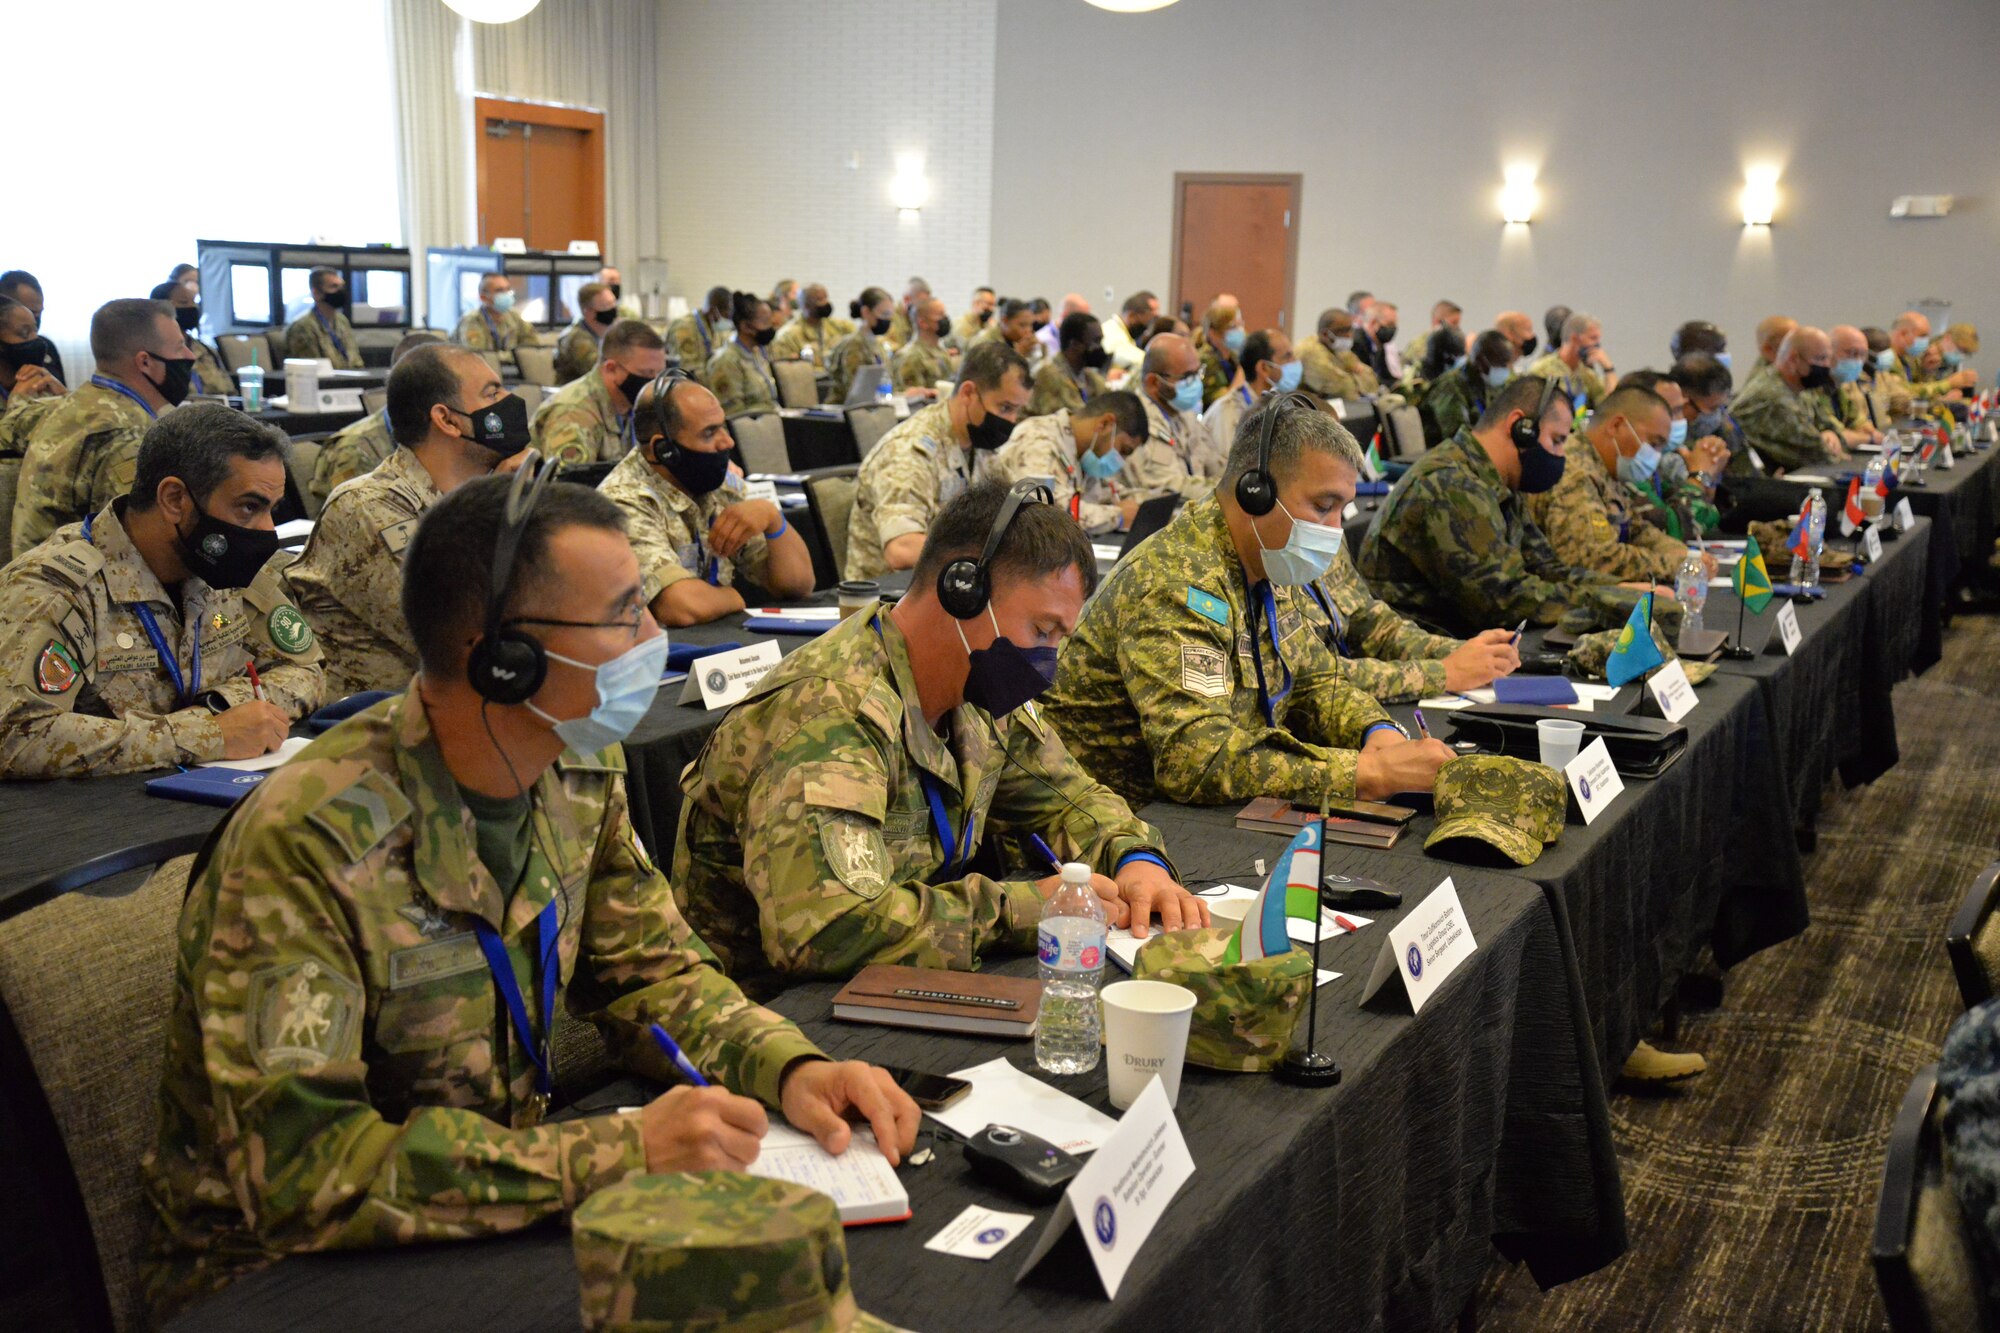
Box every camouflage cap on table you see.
[1557,583,1686,637]
[1423,753,1565,867]
[1133,926,1312,1072]
[572,1173,907,1333]
[1747,519,1854,573]
[1566,618,1678,681]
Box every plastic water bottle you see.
[1790,487,1827,589]
[874,372,894,408]
[1674,549,1707,634]
[1035,862,1106,1075]
[1860,455,1885,522]
[238,348,264,413]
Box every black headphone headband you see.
[1234,388,1316,516]
[469,449,560,704]
[1511,375,1562,454]
[638,366,697,454]
[936,479,1056,620]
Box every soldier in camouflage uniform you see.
[14,298,194,557]
[1045,398,1455,807]
[1524,384,1698,583]
[1195,297,1245,410]
[769,283,855,367]
[891,297,956,395]
[951,287,998,346]
[572,1174,906,1333]
[1126,334,1224,502]
[553,282,621,385]
[1306,544,1519,704]
[675,481,1204,995]
[1729,325,1846,473]
[454,273,545,360]
[0,296,67,564]
[1527,312,1613,411]
[1824,324,1884,445]
[0,406,321,778]
[1359,377,1620,637]
[309,408,394,507]
[666,287,732,384]
[287,345,529,697]
[283,268,366,370]
[598,377,814,627]
[707,295,781,417]
[828,287,894,403]
[529,320,668,466]
[138,474,918,1324]
[1029,312,1112,418]
[1299,308,1380,400]
[845,341,1028,580]
[987,393,1146,538]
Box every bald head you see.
[1141,333,1200,407]
[1830,325,1868,362]
[1890,311,1931,354]
[1059,293,1090,319]
[1756,316,1797,364]
[1777,326,1831,388]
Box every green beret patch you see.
[268,604,314,653]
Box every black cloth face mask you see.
[320,288,351,310]
[590,308,617,329]
[1516,438,1567,494]
[0,336,50,370]
[607,283,622,299]
[178,507,278,589]
[175,305,202,333]
[752,326,777,346]
[451,393,531,454]
[615,370,651,404]
[1079,344,1111,371]
[967,400,1016,451]
[148,355,196,407]
[653,439,730,495]
[870,316,892,336]
[1800,364,1834,390]
[810,302,834,320]
[957,611,1057,716]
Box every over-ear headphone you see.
[467,450,561,704]
[937,479,1055,620]
[1233,389,1317,516]
[1511,375,1561,455]
[637,366,696,466]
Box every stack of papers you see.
[203,736,312,773]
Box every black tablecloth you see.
[167,835,1621,1333]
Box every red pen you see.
[1332,914,1362,934]
[246,660,266,702]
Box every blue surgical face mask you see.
[1274,359,1303,394]
[1078,442,1125,481]
[527,631,671,753]
[1332,336,1354,354]
[1909,335,1931,356]
[1875,349,1895,371]
[1715,351,1732,370]
[1833,357,1864,384]
[1942,347,1964,368]
[1222,327,1246,354]
[1617,420,1661,484]
[1254,504,1344,586]
[1170,373,1203,414]
[1668,417,1688,448]
[1484,364,1512,389]
[492,290,516,314]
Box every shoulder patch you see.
[816,810,890,900]
[305,767,413,865]
[380,518,418,558]
[267,604,315,654]
[1186,586,1230,626]
[35,639,81,694]
[37,541,105,591]
[249,960,361,1074]
[1180,643,1228,698]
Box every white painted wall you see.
[655,0,998,316]
[990,0,2000,370]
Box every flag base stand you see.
[1279,1050,1342,1087]
[1720,642,1755,660]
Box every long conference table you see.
[0,448,1971,1331]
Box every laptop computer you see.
[1119,494,1181,559]
[844,364,889,406]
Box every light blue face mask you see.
[1875,348,1896,371]
[1616,420,1661,485]
[1833,357,1865,384]
[1715,351,1732,371]
[1255,505,1344,585]
[1223,327,1246,354]
[492,290,516,314]
[1484,363,1512,389]
[1274,359,1303,393]
[528,631,671,753]
[1170,374,1203,413]
[1942,347,1964,368]
[1079,443,1125,481]
[1668,417,1688,448]
[1450,355,1468,373]
[1909,335,1931,356]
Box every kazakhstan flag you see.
[1606,593,1666,686]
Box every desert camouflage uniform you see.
[453,306,545,355]
[309,409,396,507]
[673,610,1172,996]
[284,310,366,370]
[706,340,780,417]
[1299,337,1379,399]
[1042,496,1394,806]
[596,449,769,602]
[1126,392,1221,503]
[530,370,634,467]
[844,401,997,580]
[0,501,321,778]
[12,378,158,557]
[987,410,1126,537]
[1523,435,1690,582]
[1027,357,1107,419]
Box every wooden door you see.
[1170,173,1302,334]
[474,97,605,253]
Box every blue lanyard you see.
[1306,581,1349,657]
[83,513,199,704]
[918,771,976,876]
[1248,582,1293,726]
[482,309,503,346]
[472,898,560,1100]
[315,311,348,357]
[696,314,715,358]
[90,375,157,420]
[1236,383,1253,407]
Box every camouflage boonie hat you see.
[1566,618,1678,681]
[1424,754,1564,867]
[572,1173,906,1332]
[1748,520,1853,573]
[1558,583,1685,637]
[1133,926,1311,1072]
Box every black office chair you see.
[1871,1064,1993,1331]
[1946,862,2000,1008]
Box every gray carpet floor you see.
[1479,608,2000,1331]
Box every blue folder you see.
[743,617,833,636]
[1491,676,1581,706]
[667,641,739,671]
[145,767,271,807]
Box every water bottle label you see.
[1037,924,1105,971]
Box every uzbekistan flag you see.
[1735,534,1775,612]
[1222,821,1323,964]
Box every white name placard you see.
[1359,877,1477,1014]
[1863,524,1883,563]
[1646,658,1698,724]
[678,641,782,709]
[1775,599,1802,656]
[1564,737,1624,825]
[1894,497,1915,532]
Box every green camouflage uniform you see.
[770,316,852,367]
[827,327,887,404]
[190,340,235,397]
[1897,349,1954,402]
[0,390,64,565]
[1309,545,1461,704]
[665,312,724,382]
[453,307,544,355]
[283,447,443,698]
[844,401,997,580]
[0,501,322,778]
[1042,497,1393,806]
[673,610,1172,995]
[1526,352,1607,410]
[12,378,158,557]
[950,310,991,346]
[596,449,769,603]
[284,310,366,370]
[891,340,954,394]
[987,410,1126,537]
[1027,357,1107,418]
[137,687,827,1322]
[1832,381,1873,432]
[553,319,605,385]
[1356,428,1613,637]
[1730,366,1835,472]
[530,371,634,467]
[1128,392,1222,502]
[309,409,396,507]
[1424,365,1494,443]
[706,340,780,417]
[1523,435,1689,582]
[1299,337,1379,399]
[1197,341,1239,410]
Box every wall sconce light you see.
[1499,168,1538,225]
[443,0,541,22]
[889,154,929,214]
[1082,0,1181,11]
[1741,168,1779,227]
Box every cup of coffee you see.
[1536,718,1586,770]
[1101,979,1196,1110]
[837,580,881,617]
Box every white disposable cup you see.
[1205,896,1252,927]
[1537,718,1586,770]
[1101,979,1196,1110]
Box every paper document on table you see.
[275,518,315,542]
[746,606,842,620]
[1783,473,1837,486]
[745,1123,909,1225]
[1091,544,1123,563]
[1571,684,1621,702]
[747,472,808,484]
[1417,695,1477,711]
[202,736,312,772]
[930,1057,1117,1154]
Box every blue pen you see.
[650,1023,710,1087]
[1027,833,1062,873]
